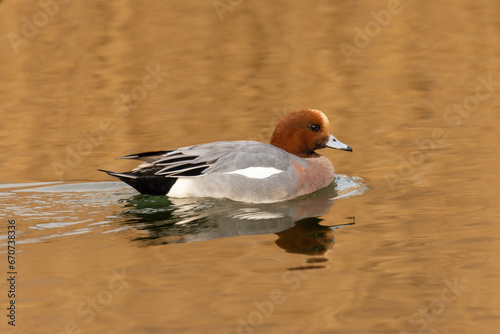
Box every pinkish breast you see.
[291,156,335,197]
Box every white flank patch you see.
[226,167,284,179]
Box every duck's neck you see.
[270,132,317,158]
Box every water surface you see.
[1,0,500,333]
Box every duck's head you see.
[270,109,352,158]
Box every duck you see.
[99,109,352,203]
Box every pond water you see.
[1,0,500,333]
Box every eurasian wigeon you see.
[100,109,352,203]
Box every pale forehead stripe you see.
[310,109,329,125]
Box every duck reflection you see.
[118,183,353,263]
[275,216,354,269]
[275,217,335,256]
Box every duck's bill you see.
[326,134,353,152]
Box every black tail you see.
[99,169,177,196]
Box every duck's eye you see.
[310,124,320,132]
